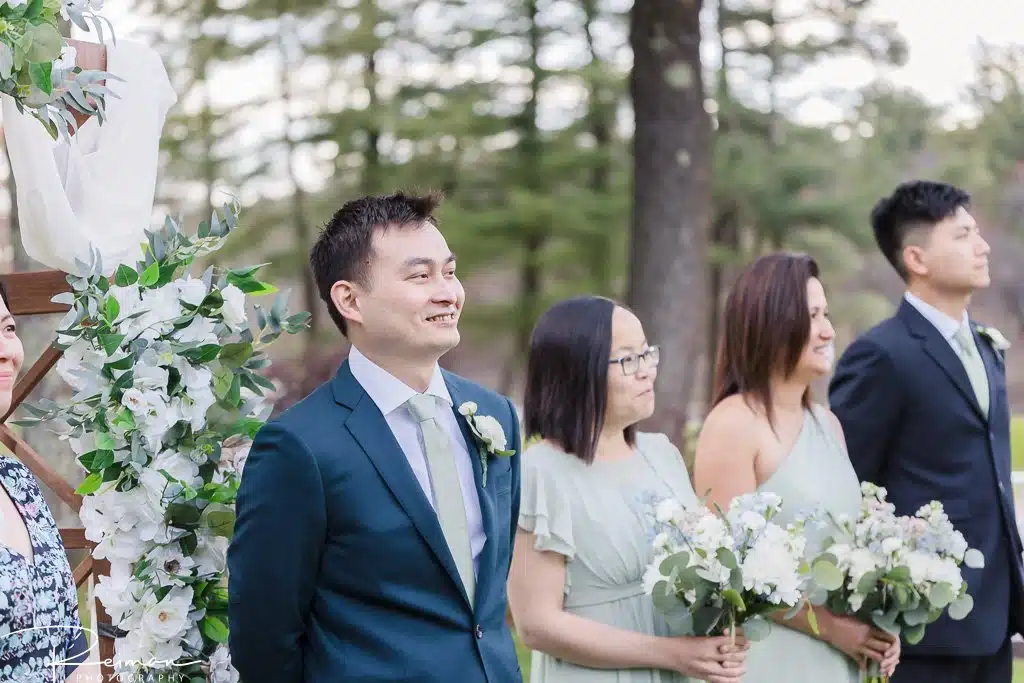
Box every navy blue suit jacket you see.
[227,361,523,682]
[828,299,1024,656]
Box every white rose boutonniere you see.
[977,325,1011,353]
[458,401,516,486]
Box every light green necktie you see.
[406,393,475,605]
[953,325,989,415]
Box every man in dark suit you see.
[829,180,1024,683]
[227,192,523,683]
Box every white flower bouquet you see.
[17,203,309,682]
[807,483,983,682]
[0,0,116,138]
[643,492,812,642]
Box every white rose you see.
[134,362,170,392]
[458,401,478,416]
[122,388,150,415]
[656,499,681,524]
[52,44,76,72]
[141,585,194,642]
[176,277,208,307]
[220,284,248,330]
[194,534,229,576]
[474,414,507,451]
[144,544,196,587]
[881,537,902,555]
[210,644,240,683]
[175,316,218,344]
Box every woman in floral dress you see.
[0,282,91,682]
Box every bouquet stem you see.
[862,659,887,683]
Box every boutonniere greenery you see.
[458,401,515,486]
[976,325,1011,353]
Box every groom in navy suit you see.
[228,192,523,682]
[830,180,1024,683]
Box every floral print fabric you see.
[0,456,89,682]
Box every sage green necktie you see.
[953,325,989,415]
[406,393,475,605]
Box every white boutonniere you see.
[977,325,1011,353]
[458,401,515,486]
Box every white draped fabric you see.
[2,39,176,275]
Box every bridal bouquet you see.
[807,483,983,682]
[0,0,115,138]
[643,492,811,642]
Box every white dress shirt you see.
[904,291,972,359]
[348,345,485,573]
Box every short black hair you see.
[522,296,636,465]
[309,191,442,336]
[870,180,971,281]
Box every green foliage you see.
[0,0,116,139]
[17,202,309,680]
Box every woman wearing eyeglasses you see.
[507,296,748,683]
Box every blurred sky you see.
[783,0,1024,125]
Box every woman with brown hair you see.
[692,252,900,682]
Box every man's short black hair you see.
[309,191,442,336]
[870,180,970,281]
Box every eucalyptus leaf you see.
[25,23,63,63]
[947,593,974,620]
[903,622,926,645]
[964,549,985,569]
[928,582,955,609]
[741,616,772,641]
[811,560,844,591]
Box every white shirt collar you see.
[903,291,969,342]
[348,344,453,416]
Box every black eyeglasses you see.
[609,346,660,376]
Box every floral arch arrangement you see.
[18,202,309,682]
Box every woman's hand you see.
[824,614,894,667]
[668,634,749,683]
[880,633,900,676]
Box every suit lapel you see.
[444,373,496,611]
[332,361,469,606]
[898,300,986,421]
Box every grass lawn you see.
[515,632,531,682]
[1013,415,1024,471]
[1015,660,1024,682]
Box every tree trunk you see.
[627,0,711,450]
[499,0,543,396]
[705,206,738,406]
[582,0,613,295]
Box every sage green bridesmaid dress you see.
[744,404,864,683]
[518,432,697,683]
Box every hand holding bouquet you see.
[807,483,983,682]
[643,491,812,643]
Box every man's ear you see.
[902,243,928,279]
[330,280,362,327]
